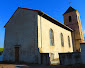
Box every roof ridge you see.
[18,7,42,13]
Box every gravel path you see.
[0,64,85,68]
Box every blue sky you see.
[0,0,85,48]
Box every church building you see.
[3,6,84,64]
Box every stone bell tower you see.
[63,6,84,52]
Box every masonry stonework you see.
[63,7,84,52]
[3,8,39,63]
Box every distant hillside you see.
[0,48,3,52]
[84,37,85,41]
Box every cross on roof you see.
[69,2,71,6]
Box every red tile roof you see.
[18,7,42,13]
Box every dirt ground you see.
[0,64,85,68]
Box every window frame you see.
[69,16,72,22]
[60,33,64,47]
[68,36,71,47]
[49,29,54,46]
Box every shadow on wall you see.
[59,52,81,65]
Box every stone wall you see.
[63,10,84,52]
[80,43,85,64]
[3,8,39,63]
[59,52,81,65]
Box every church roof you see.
[63,6,76,15]
[4,7,73,31]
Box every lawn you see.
[0,48,3,52]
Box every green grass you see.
[0,48,3,52]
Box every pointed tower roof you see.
[63,6,76,15]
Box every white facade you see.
[38,15,73,59]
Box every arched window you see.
[69,16,72,22]
[61,33,64,46]
[49,29,54,46]
[68,36,71,47]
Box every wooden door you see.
[15,47,19,63]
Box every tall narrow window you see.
[68,36,71,47]
[69,16,72,22]
[61,33,64,46]
[49,29,54,46]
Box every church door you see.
[15,47,19,63]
